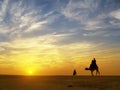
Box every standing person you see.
[73,69,77,76]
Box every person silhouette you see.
[89,60,94,70]
[89,58,97,70]
[73,69,77,76]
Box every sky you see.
[0,0,120,75]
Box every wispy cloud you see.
[0,0,59,40]
[60,0,104,31]
[25,20,48,32]
[0,0,9,22]
[60,0,120,32]
[60,0,99,22]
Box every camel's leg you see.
[96,70,98,76]
[96,69,100,76]
[91,70,94,76]
[98,70,100,76]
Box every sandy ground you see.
[0,76,120,90]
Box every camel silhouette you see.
[85,58,100,76]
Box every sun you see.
[28,70,33,75]
[25,67,37,76]
[27,69,34,75]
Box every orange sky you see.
[0,0,120,76]
[0,41,120,75]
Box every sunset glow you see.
[28,69,34,75]
[0,0,120,75]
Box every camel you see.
[85,67,100,76]
[85,58,100,76]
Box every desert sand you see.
[0,75,120,90]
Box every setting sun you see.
[27,69,34,75]
[28,70,33,75]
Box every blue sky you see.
[0,0,120,44]
[0,0,120,75]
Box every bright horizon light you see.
[27,68,35,75]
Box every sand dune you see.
[0,75,120,90]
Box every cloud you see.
[0,46,5,52]
[60,0,99,22]
[0,0,61,67]
[83,31,106,37]
[0,32,72,60]
[0,0,9,22]
[109,9,120,20]
[25,20,48,32]
[59,0,120,32]
[59,0,106,31]
[0,0,59,40]
[84,20,103,30]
